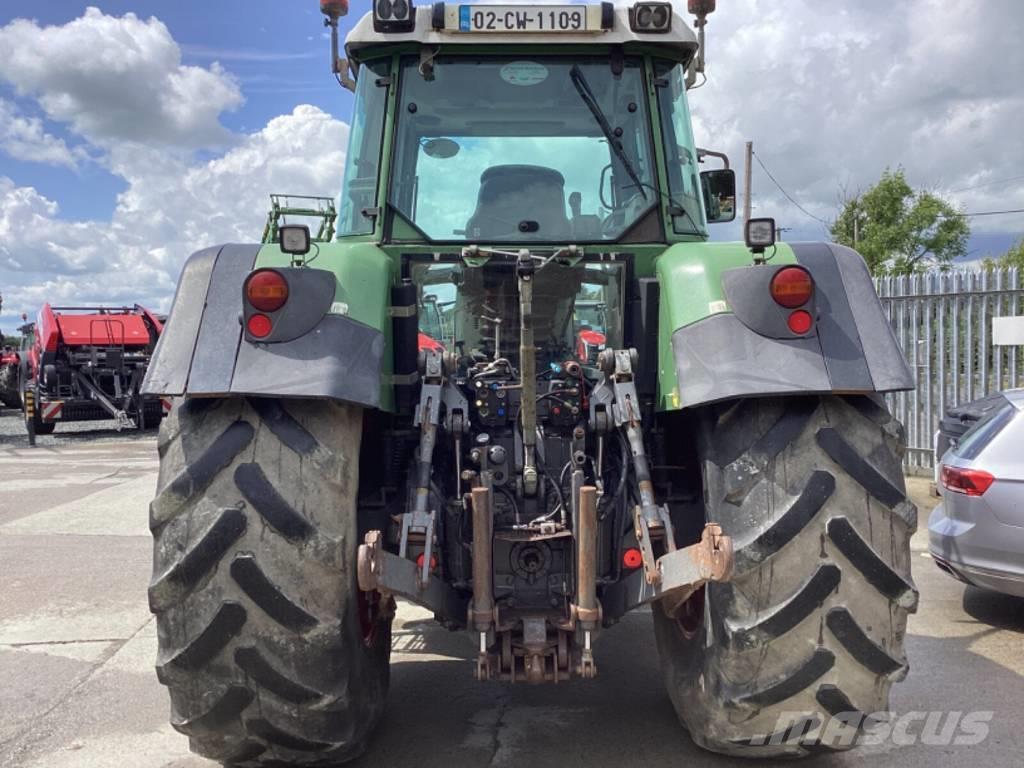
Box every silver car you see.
[929,388,1024,597]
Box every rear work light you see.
[940,465,995,497]
[245,269,289,313]
[630,2,672,33]
[374,0,415,32]
[770,266,813,308]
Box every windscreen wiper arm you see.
[569,65,647,202]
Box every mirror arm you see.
[696,147,729,169]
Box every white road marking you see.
[0,473,157,537]
[23,724,209,768]
[0,603,151,646]
[0,476,127,491]
[1,639,117,664]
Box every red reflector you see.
[246,269,289,312]
[770,266,813,308]
[416,553,438,570]
[623,548,643,569]
[940,464,994,497]
[787,309,813,334]
[247,313,273,338]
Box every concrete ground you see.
[1,413,1022,768]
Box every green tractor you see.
[143,1,917,763]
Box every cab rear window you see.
[954,402,1015,460]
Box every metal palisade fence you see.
[874,268,1024,471]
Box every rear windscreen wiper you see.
[569,65,647,202]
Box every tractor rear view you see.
[142,1,917,764]
[20,304,167,443]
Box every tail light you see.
[623,548,643,569]
[247,314,273,339]
[246,270,289,312]
[770,266,813,308]
[787,309,813,335]
[940,464,994,497]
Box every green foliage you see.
[831,169,970,276]
[981,238,1024,273]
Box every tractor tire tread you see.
[151,397,389,766]
[653,395,916,757]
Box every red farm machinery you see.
[19,304,169,444]
[0,343,20,409]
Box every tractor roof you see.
[345,4,697,64]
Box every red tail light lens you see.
[787,309,813,334]
[247,313,273,339]
[940,464,994,496]
[246,270,289,312]
[770,267,813,308]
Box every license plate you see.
[455,5,600,33]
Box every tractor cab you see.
[332,1,734,246]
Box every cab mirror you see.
[700,168,736,223]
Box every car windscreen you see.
[952,400,1015,461]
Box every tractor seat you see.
[465,165,571,240]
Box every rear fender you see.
[142,243,390,409]
[659,241,913,410]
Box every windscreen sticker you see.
[500,61,549,87]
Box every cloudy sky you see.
[1,0,1023,327]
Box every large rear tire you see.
[150,397,391,766]
[654,395,918,757]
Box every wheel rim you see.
[675,586,705,640]
[358,588,381,647]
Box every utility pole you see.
[853,204,859,246]
[743,141,753,227]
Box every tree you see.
[981,238,1024,272]
[831,169,969,275]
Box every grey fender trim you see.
[672,315,832,407]
[671,242,913,408]
[143,245,222,395]
[142,244,383,408]
[232,314,382,406]
[824,243,915,391]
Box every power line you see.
[751,151,1024,226]
[750,150,832,226]
[940,208,1024,218]
[948,174,1024,194]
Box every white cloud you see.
[687,0,1024,238]
[0,7,348,325]
[3,0,1024,328]
[0,105,348,322]
[0,99,82,168]
[0,7,243,149]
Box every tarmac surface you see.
[1,410,1023,768]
